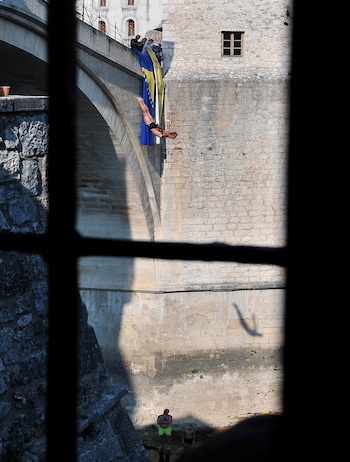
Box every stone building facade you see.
[76,0,164,45]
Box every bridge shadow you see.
[75,89,136,401]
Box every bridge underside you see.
[0,37,157,290]
[0,40,47,95]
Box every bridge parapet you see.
[77,19,141,79]
[1,0,47,21]
[1,0,141,77]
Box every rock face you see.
[0,100,150,461]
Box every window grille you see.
[222,31,244,56]
[1,1,318,461]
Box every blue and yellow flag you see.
[133,48,165,145]
[147,48,164,138]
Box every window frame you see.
[2,1,303,459]
[221,31,244,56]
[127,19,135,36]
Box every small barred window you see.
[222,31,244,56]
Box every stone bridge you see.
[0,0,161,250]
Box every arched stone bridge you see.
[0,0,161,257]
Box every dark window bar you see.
[46,0,78,460]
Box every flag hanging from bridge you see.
[147,48,164,138]
[133,48,164,146]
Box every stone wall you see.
[81,72,288,432]
[0,97,149,461]
[81,287,284,430]
[162,0,292,79]
[157,77,288,287]
[80,0,290,430]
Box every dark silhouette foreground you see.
[175,414,284,462]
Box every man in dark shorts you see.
[135,97,178,139]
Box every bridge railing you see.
[75,3,130,48]
[0,0,131,48]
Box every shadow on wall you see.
[137,413,284,462]
[161,40,175,77]
[233,303,263,337]
[75,89,138,406]
[175,413,284,462]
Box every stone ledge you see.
[0,95,49,112]
[78,383,129,433]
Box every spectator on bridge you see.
[131,34,143,51]
[135,97,178,139]
[139,37,147,49]
[142,38,154,54]
[151,42,164,64]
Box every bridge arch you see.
[76,63,161,239]
[0,0,160,242]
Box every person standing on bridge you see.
[131,34,143,51]
[135,97,178,139]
